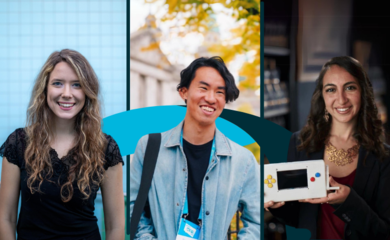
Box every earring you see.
[324,109,329,122]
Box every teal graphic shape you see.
[102,105,255,156]
[286,226,311,240]
[218,110,311,240]
[105,105,311,240]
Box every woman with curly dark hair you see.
[265,56,390,240]
[0,49,125,240]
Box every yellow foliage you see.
[244,142,260,163]
[237,103,255,115]
[238,54,260,90]
[140,42,161,51]
[144,0,261,91]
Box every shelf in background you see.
[264,106,289,118]
[264,46,290,56]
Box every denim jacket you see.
[130,121,260,239]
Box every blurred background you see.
[0,0,260,239]
[129,1,260,239]
[129,0,260,117]
[0,0,126,236]
[264,0,390,239]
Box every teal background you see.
[102,105,255,156]
[218,108,311,239]
[102,105,258,237]
[108,105,310,239]
[0,0,126,236]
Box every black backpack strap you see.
[130,133,161,240]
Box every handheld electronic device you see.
[264,160,339,202]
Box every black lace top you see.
[0,128,124,240]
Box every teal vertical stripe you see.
[260,2,264,240]
[126,0,130,235]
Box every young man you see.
[130,56,260,239]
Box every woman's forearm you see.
[105,226,125,240]
[0,219,16,240]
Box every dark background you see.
[263,0,390,239]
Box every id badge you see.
[176,218,201,240]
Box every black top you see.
[270,131,390,240]
[0,128,124,240]
[182,138,212,225]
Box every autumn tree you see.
[146,0,260,91]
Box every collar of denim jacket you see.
[164,121,232,157]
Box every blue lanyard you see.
[180,130,216,223]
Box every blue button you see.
[315,172,321,177]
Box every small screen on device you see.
[277,169,308,190]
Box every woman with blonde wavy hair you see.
[0,49,124,240]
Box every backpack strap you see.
[130,133,161,240]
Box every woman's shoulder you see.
[103,133,113,142]
[287,130,316,162]
[102,133,117,154]
[373,143,390,174]
[2,127,27,145]
[103,134,121,153]
[102,133,124,170]
[380,143,390,162]
[383,143,390,151]
[289,131,302,146]
[0,128,27,167]
[363,143,390,171]
[291,131,301,139]
[9,127,27,139]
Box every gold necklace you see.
[325,141,360,166]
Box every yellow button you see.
[267,175,272,179]
[271,179,276,183]
[264,179,269,184]
[268,183,273,188]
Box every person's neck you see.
[329,120,356,142]
[51,116,77,141]
[182,119,215,145]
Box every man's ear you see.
[179,87,188,101]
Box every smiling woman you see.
[266,56,390,240]
[46,62,86,121]
[0,49,125,240]
[322,65,362,125]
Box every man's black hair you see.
[177,56,240,103]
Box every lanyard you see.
[180,130,216,224]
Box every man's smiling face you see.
[180,66,226,126]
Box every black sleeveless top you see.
[0,128,124,240]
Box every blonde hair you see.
[25,49,107,202]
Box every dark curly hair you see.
[177,56,239,103]
[298,56,388,160]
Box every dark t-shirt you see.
[0,128,124,240]
[182,138,212,225]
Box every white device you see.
[264,160,339,202]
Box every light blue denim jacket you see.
[130,121,260,239]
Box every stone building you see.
[130,14,260,117]
[130,15,183,109]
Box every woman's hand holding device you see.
[299,176,350,205]
[264,201,285,211]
